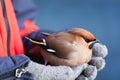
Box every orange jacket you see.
[0,0,39,56]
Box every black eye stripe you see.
[84,38,96,43]
[85,39,91,43]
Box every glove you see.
[25,60,88,80]
[76,42,108,80]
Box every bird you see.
[27,28,96,66]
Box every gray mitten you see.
[76,42,108,80]
[25,61,88,80]
[76,65,97,80]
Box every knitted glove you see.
[76,42,108,80]
[25,61,88,80]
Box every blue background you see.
[34,0,120,80]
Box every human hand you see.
[76,42,108,80]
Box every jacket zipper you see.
[1,0,11,56]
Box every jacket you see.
[0,0,39,79]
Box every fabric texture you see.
[25,61,88,80]
[0,54,29,75]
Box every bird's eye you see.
[84,39,91,43]
[84,39,96,43]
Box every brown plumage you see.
[28,28,96,66]
[38,28,95,66]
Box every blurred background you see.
[34,0,120,80]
